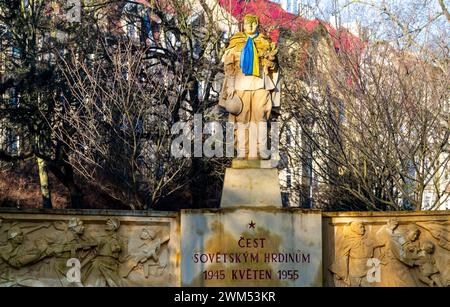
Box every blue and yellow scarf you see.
[240,33,260,77]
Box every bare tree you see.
[56,40,192,209]
[0,0,87,208]
[279,1,449,210]
[54,0,236,209]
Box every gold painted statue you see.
[219,14,280,159]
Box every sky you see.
[269,0,448,24]
[270,0,449,49]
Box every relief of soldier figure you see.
[120,228,170,280]
[38,218,97,286]
[329,219,450,287]
[0,225,48,286]
[0,216,171,287]
[82,218,125,287]
[329,221,383,287]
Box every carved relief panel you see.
[323,212,450,287]
[0,210,180,287]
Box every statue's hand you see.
[8,258,22,268]
[224,75,236,100]
[226,87,235,100]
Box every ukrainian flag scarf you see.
[240,33,260,77]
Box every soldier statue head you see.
[7,225,24,246]
[106,218,120,232]
[349,221,365,236]
[243,14,259,35]
[422,240,435,254]
[387,218,399,233]
[406,224,420,242]
[140,228,156,240]
[68,217,85,235]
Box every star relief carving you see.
[248,220,256,229]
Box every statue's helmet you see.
[140,228,156,240]
[8,225,23,240]
[106,218,120,231]
[67,217,84,231]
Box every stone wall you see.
[323,211,450,287]
[0,209,180,287]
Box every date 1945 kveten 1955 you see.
[203,269,299,280]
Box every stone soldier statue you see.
[219,14,280,159]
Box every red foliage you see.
[218,0,365,54]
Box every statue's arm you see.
[223,48,236,76]
[9,248,42,268]
[225,48,236,96]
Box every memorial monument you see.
[1,13,448,288]
[219,14,283,208]
[181,14,323,287]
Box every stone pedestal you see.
[220,160,282,208]
[180,160,322,287]
[181,208,323,286]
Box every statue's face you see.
[106,220,115,232]
[106,219,119,232]
[351,222,365,235]
[357,223,365,235]
[408,230,419,241]
[387,219,398,231]
[424,244,434,254]
[244,20,258,35]
[12,232,24,245]
[74,223,85,235]
[140,229,155,240]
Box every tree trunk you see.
[64,163,82,209]
[190,157,207,208]
[48,161,83,209]
[37,156,52,208]
[301,123,313,208]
